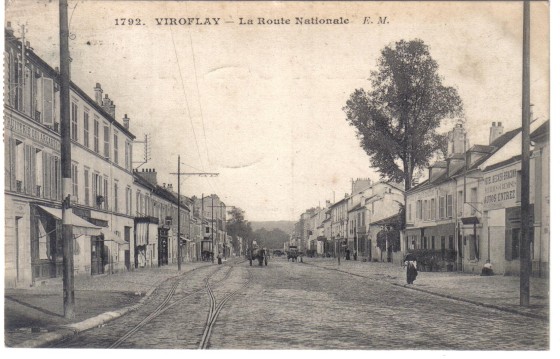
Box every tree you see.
[343,39,463,190]
[226,207,254,254]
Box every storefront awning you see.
[101,229,127,245]
[461,217,480,225]
[37,205,101,237]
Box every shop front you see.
[32,205,101,280]
[134,217,159,269]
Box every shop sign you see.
[483,163,520,210]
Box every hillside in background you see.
[251,221,295,235]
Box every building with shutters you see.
[4,24,136,287]
[404,119,549,277]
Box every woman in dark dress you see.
[404,253,418,284]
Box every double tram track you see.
[198,268,253,349]
[108,260,243,349]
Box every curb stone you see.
[13,264,212,348]
[305,261,548,322]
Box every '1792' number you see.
[115,18,144,25]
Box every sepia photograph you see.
[2,0,553,352]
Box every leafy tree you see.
[226,207,254,254]
[343,39,463,190]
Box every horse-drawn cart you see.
[247,246,268,266]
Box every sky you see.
[3,0,550,222]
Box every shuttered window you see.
[103,123,110,158]
[93,117,100,153]
[439,196,445,219]
[41,77,54,126]
[83,110,90,148]
[71,102,78,141]
[446,194,453,218]
[84,168,90,206]
[71,164,78,200]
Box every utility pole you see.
[170,164,218,269]
[208,202,236,259]
[60,0,75,319]
[177,156,181,270]
[520,0,531,307]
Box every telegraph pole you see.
[177,156,181,270]
[520,0,531,307]
[170,164,218,268]
[60,0,75,319]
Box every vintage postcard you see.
[3,0,551,351]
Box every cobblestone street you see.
[44,258,548,350]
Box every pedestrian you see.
[404,253,418,285]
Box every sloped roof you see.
[469,144,494,153]
[531,120,549,141]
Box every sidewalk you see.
[306,257,549,320]
[4,262,211,348]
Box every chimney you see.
[94,83,103,105]
[136,168,158,186]
[123,114,130,129]
[447,120,468,157]
[109,100,116,118]
[489,121,504,145]
[6,22,14,37]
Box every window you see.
[113,181,119,212]
[439,196,445,219]
[136,191,141,215]
[113,131,119,164]
[53,157,61,200]
[84,168,90,206]
[103,176,109,210]
[14,141,25,192]
[431,198,436,220]
[431,236,435,249]
[441,236,446,254]
[83,110,89,148]
[408,203,412,221]
[416,200,422,219]
[35,148,43,197]
[456,190,462,216]
[93,117,100,153]
[103,123,110,158]
[423,200,428,220]
[92,173,100,207]
[71,164,78,200]
[446,194,453,218]
[469,235,479,260]
[125,187,131,215]
[71,102,78,141]
[448,235,454,250]
[125,141,131,171]
[470,187,478,215]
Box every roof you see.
[5,30,135,140]
[347,202,364,213]
[469,144,494,153]
[431,161,447,168]
[412,126,523,190]
[370,213,401,226]
[531,120,549,141]
[483,155,521,172]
